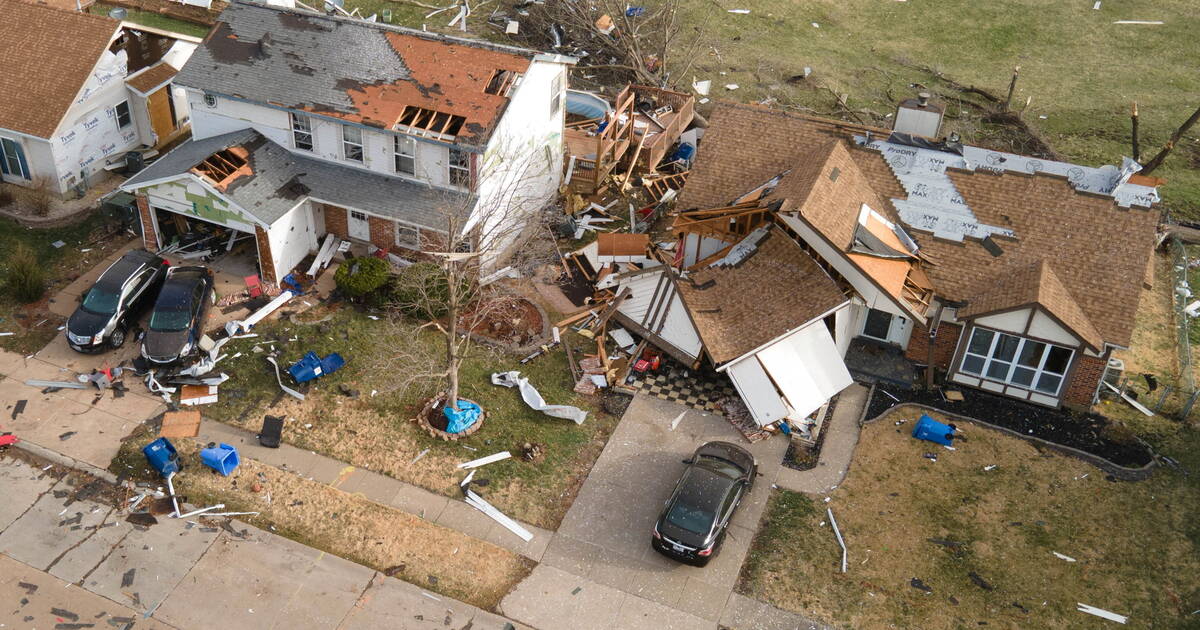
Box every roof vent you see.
[893,93,945,139]
[980,235,1003,257]
[917,92,930,107]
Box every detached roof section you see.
[123,129,470,229]
[677,225,847,364]
[0,0,119,138]
[178,1,535,146]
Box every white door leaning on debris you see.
[348,210,371,241]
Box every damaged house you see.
[121,0,574,285]
[626,99,1160,431]
[0,0,197,196]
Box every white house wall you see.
[144,178,258,234]
[471,59,568,269]
[267,201,319,281]
[834,302,862,356]
[0,131,56,188]
[1027,310,1082,347]
[186,89,454,189]
[681,232,732,267]
[973,309,1029,334]
[726,357,789,426]
[50,49,141,194]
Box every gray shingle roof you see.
[122,129,470,230]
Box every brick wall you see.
[905,321,963,370]
[136,195,158,251]
[1062,353,1108,409]
[324,204,348,239]
[367,215,394,250]
[254,225,277,286]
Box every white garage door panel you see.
[758,323,853,419]
[726,358,788,426]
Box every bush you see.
[5,244,45,303]
[392,261,473,320]
[0,185,14,208]
[334,255,389,298]
[27,178,54,217]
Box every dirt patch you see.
[460,296,544,347]
[739,413,1200,629]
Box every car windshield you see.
[81,288,119,315]
[149,308,190,332]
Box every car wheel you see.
[109,327,126,349]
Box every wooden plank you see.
[555,308,596,329]
[591,287,632,329]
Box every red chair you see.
[244,275,263,298]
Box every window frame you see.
[203,93,218,108]
[114,101,132,129]
[958,326,1074,396]
[0,136,31,180]
[448,147,470,189]
[395,223,421,249]
[550,72,564,116]
[291,112,314,152]
[342,124,364,163]
[393,134,416,176]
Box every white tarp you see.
[491,371,588,424]
[725,357,788,426]
[757,323,853,420]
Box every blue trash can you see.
[200,443,240,476]
[288,351,323,383]
[319,352,345,376]
[912,414,956,446]
[142,437,180,477]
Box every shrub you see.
[334,255,389,298]
[26,178,54,217]
[6,244,45,303]
[0,185,14,208]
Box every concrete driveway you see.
[501,394,789,629]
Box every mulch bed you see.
[460,297,543,347]
[866,383,1154,468]
[782,394,840,472]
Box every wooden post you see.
[1004,66,1020,111]
[1131,101,1141,162]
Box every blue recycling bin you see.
[142,437,180,477]
[288,351,346,383]
[200,442,241,476]
[912,414,956,446]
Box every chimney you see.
[893,92,945,138]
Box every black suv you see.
[66,249,169,352]
[652,441,757,566]
[141,266,215,365]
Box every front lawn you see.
[199,305,616,529]
[739,410,1200,629]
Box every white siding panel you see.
[974,309,1030,334]
[757,322,853,419]
[1027,310,1081,346]
[726,358,788,426]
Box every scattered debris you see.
[458,451,511,470]
[491,371,588,424]
[1053,551,1077,562]
[968,571,994,591]
[910,577,933,593]
[160,411,202,438]
[1076,603,1127,624]
[266,357,305,400]
[11,399,26,420]
[827,507,847,573]
[410,448,430,465]
[463,488,532,542]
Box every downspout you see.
[925,300,944,390]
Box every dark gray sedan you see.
[141,266,214,365]
[652,441,757,566]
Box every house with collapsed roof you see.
[621,98,1161,430]
[0,0,197,196]
[120,0,574,285]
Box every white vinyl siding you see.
[959,327,1073,396]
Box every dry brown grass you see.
[174,442,533,610]
[1114,252,1178,383]
[740,410,1200,629]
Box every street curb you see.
[10,438,121,485]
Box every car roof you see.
[675,467,735,513]
[96,250,158,289]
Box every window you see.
[862,308,893,341]
[396,223,420,249]
[393,135,415,175]
[291,113,313,152]
[342,124,364,162]
[959,327,1073,396]
[115,101,132,129]
[448,147,470,188]
[550,72,564,116]
[0,137,31,180]
[203,93,218,108]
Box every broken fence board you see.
[25,379,88,390]
[457,451,511,469]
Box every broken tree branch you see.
[1140,104,1200,174]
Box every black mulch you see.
[866,383,1153,468]
[782,394,840,472]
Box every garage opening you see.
[152,207,259,281]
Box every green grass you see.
[0,213,125,354]
[90,3,212,38]
[193,305,615,529]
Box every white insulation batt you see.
[491,371,588,424]
[725,322,853,426]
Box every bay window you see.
[959,327,1073,396]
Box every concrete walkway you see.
[774,383,869,495]
[0,453,528,630]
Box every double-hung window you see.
[396,223,420,249]
[0,137,31,180]
[342,125,364,162]
[394,135,415,175]
[448,147,470,188]
[291,113,314,152]
[959,327,1073,396]
[114,101,132,129]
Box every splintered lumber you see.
[564,337,581,382]
[464,489,533,542]
[306,234,338,276]
[591,287,631,329]
[457,450,511,469]
[555,308,596,329]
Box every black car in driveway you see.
[66,249,168,352]
[652,441,757,566]
[141,266,214,365]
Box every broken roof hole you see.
[484,69,519,96]
[396,106,466,138]
[191,147,251,191]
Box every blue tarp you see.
[443,399,481,433]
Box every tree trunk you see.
[1141,104,1200,175]
[446,263,461,411]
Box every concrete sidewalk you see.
[0,454,529,630]
[774,383,868,495]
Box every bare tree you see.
[382,138,561,416]
[1140,104,1200,175]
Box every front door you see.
[348,210,370,241]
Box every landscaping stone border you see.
[864,401,1158,481]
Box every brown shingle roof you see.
[677,226,846,364]
[681,102,1159,349]
[958,260,1103,350]
[0,0,118,138]
[126,61,178,94]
